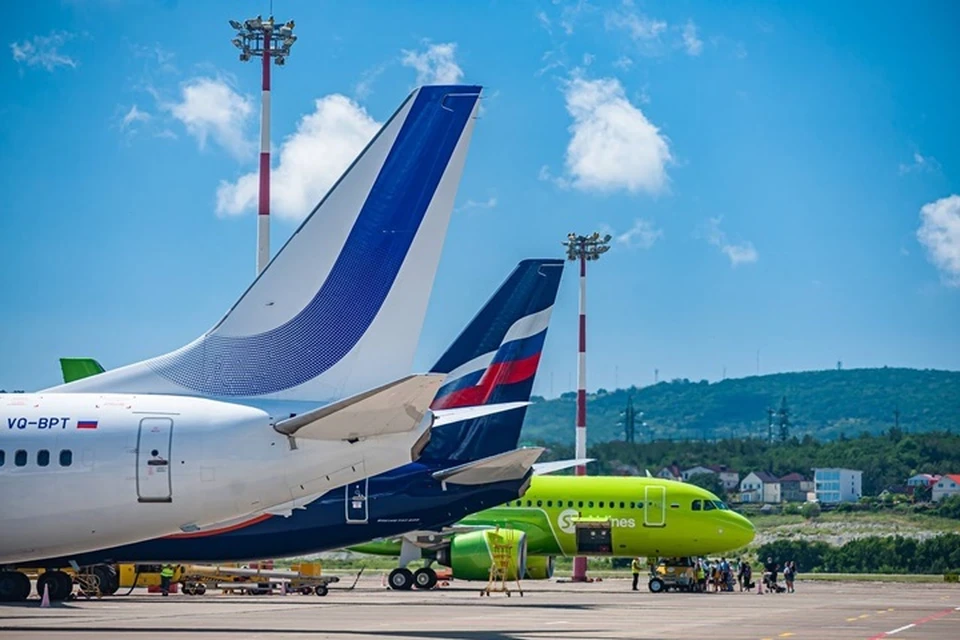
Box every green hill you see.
[520,367,960,444]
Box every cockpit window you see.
[692,500,702,511]
[703,500,717,511]
[714,501,729,510]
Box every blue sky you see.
[2,0,958,395]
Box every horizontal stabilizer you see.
[532,458,594,476]
[431,447,544,486]
[431,401,530,427]
[274,374,444,441]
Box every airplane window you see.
[526,500,532,507]
[692,500,702,511]
[568,501,574,507]
[670,503,680,509]
[703,500,716,511]
[0,449,4,467]
[547,500,553,507]
[15,450,27,467]
[619,502,625,509]
[578,501,584,508]
[629,501,635,508]
[588,501,594,508]
[37,450,50,467]
[536,500,542,507]
[60,450,72,467]
[599,501,604,508]
[515,500,521,507]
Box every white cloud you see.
[401,42,463,85]
[119,104,151,132]
[899,151,940,176]
[613,55,633,70]
[916,194,960,287]
[537,10,552,34]
[681,20,703,56]
[354,63,388,100]
[605,5,667,54]
[456,197,498,214]
[165,77,254,160]
[702,217,758,266]
[216,94,381,221]
[616,218,662,249]
[582,52,595,66]
[558,73,672,194]
[10,31,77,71]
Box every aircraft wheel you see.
[38,571,73,601]
[0,571,31,602]
[314,585,328,597]
[413,568,438,590]
[388,568,414,591]
[648,578,665,594]
[92,565,119,596]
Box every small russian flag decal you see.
[77,420,98,429]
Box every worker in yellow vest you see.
[160,564,175,596]
[631,557,642,591]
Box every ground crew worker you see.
[631,557,642,591]
[696,559,706,593]
[160,564,174,596]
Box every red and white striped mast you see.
[563,231,611,583]
[230,15,297,275]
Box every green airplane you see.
[351,474,755,588]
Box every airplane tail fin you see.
[47,86,482,401]
[59,358,105,384]
[418,259,564,464]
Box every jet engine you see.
[437,529,527,581]
[523,555,555,580]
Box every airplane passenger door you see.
[345,477,369,524]
[137,417,173,503]
[643,486,666,527]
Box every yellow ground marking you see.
[858,614,870,619]
[847,617,859,622]
[778,633,795,638]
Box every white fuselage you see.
[0,393,423,565]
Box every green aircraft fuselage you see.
[353,475,755,560]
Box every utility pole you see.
[766,407,775,443]
[229,15,298,275]
[562,231,611,583]
[620,395,636,443]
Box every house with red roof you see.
[932,474,960,502]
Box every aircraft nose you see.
[729,511,756,548]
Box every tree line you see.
[756,533,960,574]
[528,430,960,496]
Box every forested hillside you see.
[521,368,959,444]
[529,432,960,496]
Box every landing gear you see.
[413,567,438,590]
[92,565,119,596]
[37,570,73,601]
[387,568,414,591]
[0,571,31,602]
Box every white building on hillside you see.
[740,471,780,504]
[813,468,862,503]
[932,475,960,502]
[682,465,740,491]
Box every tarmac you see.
[1,577,958,640]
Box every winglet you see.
[431,447,545,486]
[59,358,105,384]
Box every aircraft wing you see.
[273,374,444,441]
[431,447,545,486]
[531,458,594,476]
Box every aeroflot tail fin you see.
[59,358,105,384]
[46,85,483,401]
[431,447,545,486]
[417,259,564,464]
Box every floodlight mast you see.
[561,231,611,583]
[229,15,297,275]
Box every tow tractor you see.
[648,557,697,593]
[177,562,347,596]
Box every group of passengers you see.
[693,557,797,594]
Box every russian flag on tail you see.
[77,420,98,430]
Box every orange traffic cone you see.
[40,583,50,608]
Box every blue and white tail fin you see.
[47,86,482,401]
[419,259,564,464]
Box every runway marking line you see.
[858,614,870,619]
[865,606,956,640]
[778,633,794,637]
[847,618,859,622]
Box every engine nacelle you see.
[437,529,527,582]
[523,555,555,580]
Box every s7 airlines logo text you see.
[556,508,637,534]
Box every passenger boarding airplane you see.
[19,259,564,600]
[352,475,756,588]
[0,85,509,602]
